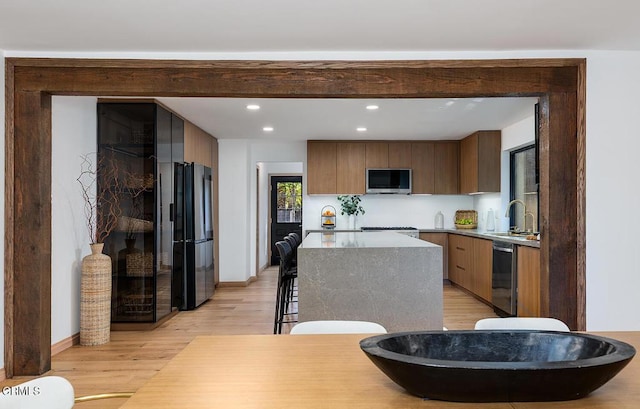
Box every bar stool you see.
[273,240,298,334]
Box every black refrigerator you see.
[173,162,215,310]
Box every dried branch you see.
[77,151,151,244]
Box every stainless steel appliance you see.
[360,226,419,239]
[492,241,517,316]
[174,162,215,310]
[366,168,412,194]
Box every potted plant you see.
[337,195,365,229]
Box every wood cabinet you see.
[448,234,473,290]
[336,142,366,194]
[434,141,459,194]
[98,102,182,324]
[517,246,541,317]
[365,142,389,168]
[411,142,435,194]
[448,234,492,302]
[412,141,459,194]
[307,141,337,194]
[459,131,501,194]
[306,139,462,195]
[365,142,412,168]
[388,142,412,167]
[184,121,219,285]
[307,141,364,194]
[419,232,448,279]
[473,238,493,302]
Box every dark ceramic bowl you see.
[360,330,635,402]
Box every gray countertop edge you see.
[304,228,540,248]
[417,228,541,248]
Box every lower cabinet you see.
[448,234,473,291]
[447,234,492,303]
[472,238,492,302]
[517,246,541,317]
[419,232,448,279]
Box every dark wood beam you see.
[13,61,577,97]
[11,90,52,375]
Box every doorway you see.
[5,57,585,377]
[270,175,303,265]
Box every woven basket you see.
[454,210,478,229]
[126,253,154,277]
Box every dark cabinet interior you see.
[98,102,183,324]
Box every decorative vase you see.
[349,214,357,230]
[80,243,112,346]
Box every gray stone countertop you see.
[301,231,437,249]
[418,228,541,248]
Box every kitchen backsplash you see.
[304,194,476,230]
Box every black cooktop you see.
[361,226,418,231]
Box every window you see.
[276,181,302,223]
[510,145,538,232]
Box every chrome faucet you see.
[524,211,536,233]
[504,199,527,233]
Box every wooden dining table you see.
[119,332,640,408]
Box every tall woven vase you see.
[80,243,112,346]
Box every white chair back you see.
[474,317,570,332]
[0,376,75,409]
[290,320,387,334]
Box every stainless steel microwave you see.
[366,168,412,194]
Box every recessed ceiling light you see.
[263,126,274,132]
[246,104,260,110]
[356,127,367,132]
[366,105,379,110]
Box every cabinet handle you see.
[456,247,465,251]
[456,265,466,271]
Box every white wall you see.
[218,140,251,282]
[0,50,5,370]
[51,97,97,345]
[585,51,640,330]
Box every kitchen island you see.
[297,231,443,332]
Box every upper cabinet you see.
[307,141,337,194]
[365,142,412,168]
[336,142,366,194]
[411,142,435,194]
[388,142,412,167]
[307,141,366,194]
[412,141,459,194]
[434,142,459,194]
[365,142,389,168]
[459,131,501,194]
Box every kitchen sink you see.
[486,232,534,241]
[489,232,533,237]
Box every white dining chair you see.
[0,375,135,409]
[474,317,570,332]
[0,376,75,409]
[289,320,387,334]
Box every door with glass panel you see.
[270,176,303,265]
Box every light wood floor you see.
[1,267,496,408]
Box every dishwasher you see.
[492,241,517,316]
